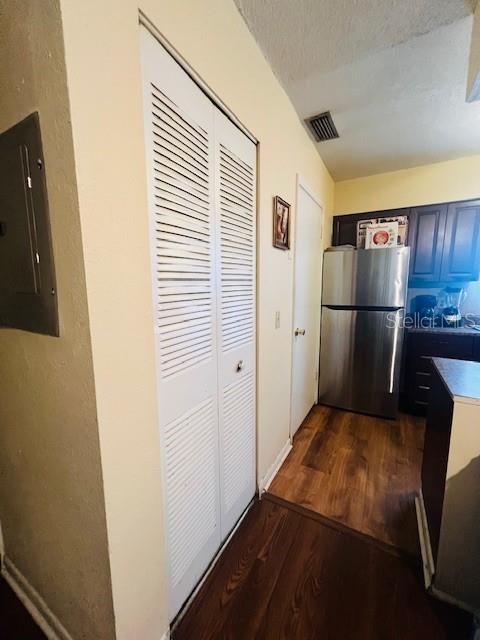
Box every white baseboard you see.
[0,520,4,560]
[430,585,479,617]
[415,492,434,589]
[258,439,292,495]
[2,556,74,640]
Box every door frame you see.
[289,174,324,441]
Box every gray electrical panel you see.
[0,113,58,336]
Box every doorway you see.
[290,177,323,438]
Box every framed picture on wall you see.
[273,196,291,250]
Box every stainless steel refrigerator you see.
[318,246,410,419]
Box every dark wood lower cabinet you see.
[419,358,480,614]
[404,332,476,415]
[474,336,480,361]
[421,367,453,558]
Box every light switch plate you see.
[275,311,280,329]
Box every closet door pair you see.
[141,27,256,619]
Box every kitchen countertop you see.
[432,357,480,406]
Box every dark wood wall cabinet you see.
[408,205,447,284]
[331,208,409,247]
[440,201,480,282]
[332,198,480,286]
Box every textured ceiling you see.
[234,0,480,180]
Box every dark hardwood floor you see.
[268,405,425,554]
[0,577,46,639]
[174,499,471,640]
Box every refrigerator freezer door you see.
[319,307,404,418]
[322,247,409,308]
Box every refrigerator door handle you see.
[389,322,401,394]
[319,307,404,418]
[323,304,403,312]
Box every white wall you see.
[59,0,334,637]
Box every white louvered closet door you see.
[214,111,256,540]
[141,28,221,620]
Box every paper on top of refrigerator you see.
[357,215,408,248]
[365,221,398,249]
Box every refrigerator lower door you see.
[319,307,404,418]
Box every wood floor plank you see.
[173,500,288,640]
[255,511,333,639]
[219,505,302,639]
[268,405,424,554]
[173,499,471,640]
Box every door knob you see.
[236,360,244,372]
[295,328,306,336]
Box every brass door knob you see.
[236,360,244,372]
[295,328,306,336]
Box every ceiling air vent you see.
[306,111,339,142]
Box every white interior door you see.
[141,28,221,620]
[141,26,256,621]
[291,179,323,437]
[214,109,256,540]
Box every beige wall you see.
[334,155,480,215]
[59,0,333,636]
[0,2,115,639]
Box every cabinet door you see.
[408,205,447,284]
[440,200,480,281]
[474,337,480,362]
[332,216,358,246]
[422,366,454,560]
[405,332,475,415]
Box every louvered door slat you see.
[220,155,253,184]
[151,90,209,147]
[153,125,209,169]
[156,191,209,216]
[155,199,210,222]
[219,163,253,189]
